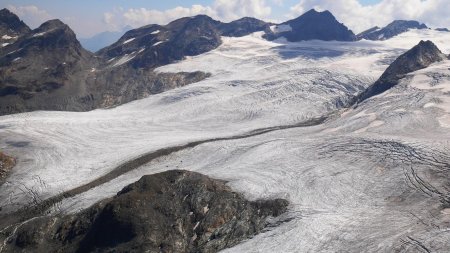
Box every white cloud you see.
[213,0,271,21]
[272,0,285,6]
[7,5,52,29]
[103,0,272,30]
[289,0,450,33]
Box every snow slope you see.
[1,29,450,252]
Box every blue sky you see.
[1,0,448,38]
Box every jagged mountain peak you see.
[0,8,19,19]
[301,8,333,17]
[286,8,339,25]
[0,8,13,16]
[265,8,356,42]
[385,40,445,73]
[356,40,445,103]
[0,8,31,41]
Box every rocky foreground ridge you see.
[0,170,289,253]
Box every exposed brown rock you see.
[0,151,15,182]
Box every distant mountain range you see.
[79,26,132,53]
[0,7,447,116]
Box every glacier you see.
[1,29,450,252]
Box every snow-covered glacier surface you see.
[2,29,450,252]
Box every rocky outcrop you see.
[0,8,31,46]
[357,20,428,40]
[1,170,289,253]
[356,40,446,103]
[265,9,356,42]
[0,152,15,183]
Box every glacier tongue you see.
[2,29,450,252]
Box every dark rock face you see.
[1,170,289,253]
[357,20,428,40]
[0,8,31,45]
[265,9,356,42]
[0,19,97,105]
[357,40,445,103]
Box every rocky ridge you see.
[356,40,447,103]
[0,11,211,115]
[98,15,268,69]
[0,10,268,115]
[357,20,428,40]
[0,170,289,253]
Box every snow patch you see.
[33,32,46,37]
[1,43,9,47]
[270,24,292,34]
[6,48,22,55]
[193,221,200,230]
[2,35,17,40]
[123,38,135,44]
[151,30,160,35]
[112,54,136,67]
[152,41,166,47]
